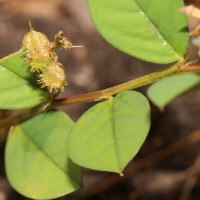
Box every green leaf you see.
[67,91,151,174]
[5,110,82,199]
[0,50,36,83]
[0,50,49,109]
[147,73,200,109]
[88,0,188,64]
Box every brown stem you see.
[0,110,33,127]
[1,62,200,127]
[51,63,200,108]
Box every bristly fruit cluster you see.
[22,22,75,92]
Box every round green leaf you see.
[88,0,188,64]
[67,91,151,174]
[147,73,200,110]
[0,50,49,109]
[5,110,82,199]
[0,50,38,84]
[0,66,47,109]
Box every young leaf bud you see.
[54,31,73,49]
[38,61,67,92]
[179,5,200,19]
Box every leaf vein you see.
[109,98,122,173]
[133,0,180,59]
[20,126,79,186]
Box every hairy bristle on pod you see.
[22,23,73,93]
[38,62,67,92]
[22,23,53,72]
[27,44,57,72]
[23,24,50,50]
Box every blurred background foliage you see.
[1,0,200,199]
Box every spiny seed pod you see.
[23,22,54,71]
[38,61,66,92]
[26,44,57,72]
[22,22,69,93]
[23,22,50,50]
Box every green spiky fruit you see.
[23,23,50,50]
[23,23,54,71]
[38,61,66,92]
